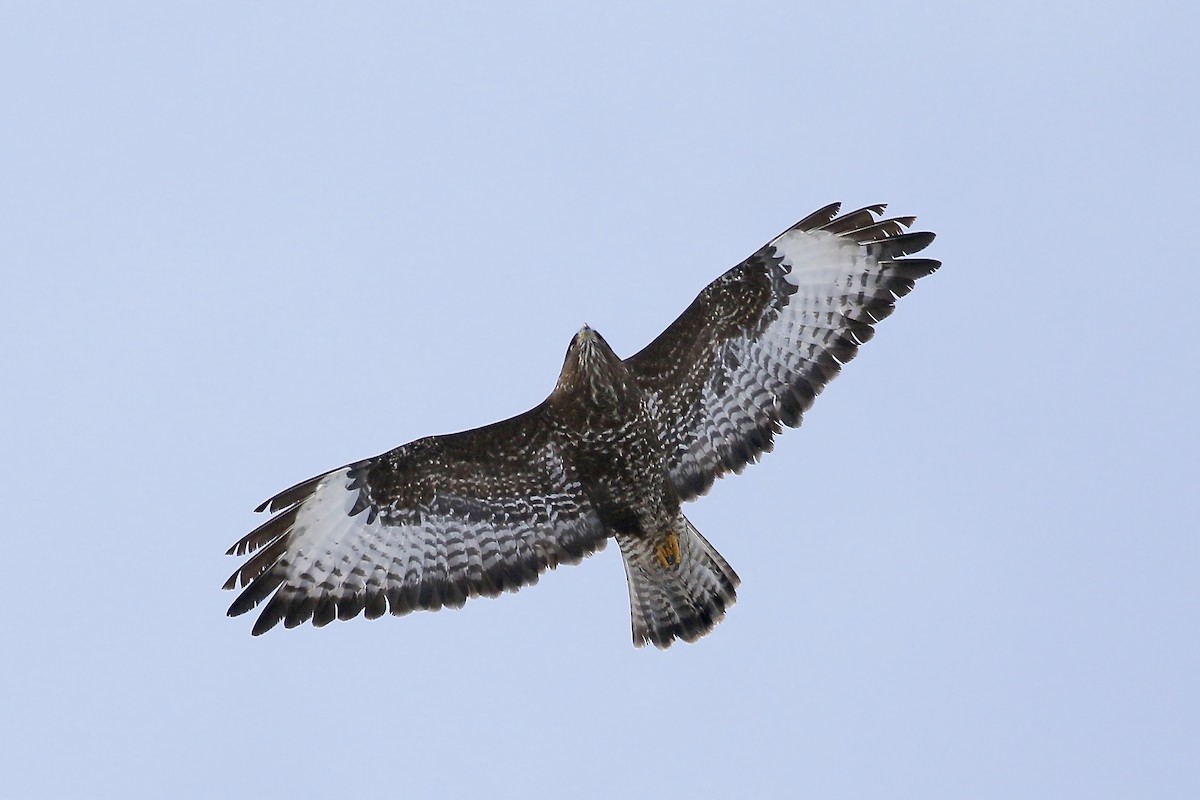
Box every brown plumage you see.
[224,202,939,647]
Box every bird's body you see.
[225,202,939,647]
[548,328,738,645]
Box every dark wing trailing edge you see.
[625,203,939,501]
[223,407,608,634]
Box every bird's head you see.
[552,325,630,405]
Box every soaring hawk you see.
[224,203,939,648]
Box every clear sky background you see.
[3,3,1197,798]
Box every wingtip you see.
[793,202,843,232]
[250,613,279,636]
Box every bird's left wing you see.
[625,203,939,501]
[223,406,607,634]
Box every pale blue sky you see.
[3,3,1197,798]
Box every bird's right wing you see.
[223,407,609,634]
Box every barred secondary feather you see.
[224,202,939,648]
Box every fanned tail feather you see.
[617,513,739,649]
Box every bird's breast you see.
[557,408,675,536]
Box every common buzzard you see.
[224,203,939,648]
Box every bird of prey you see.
[223,202,939,648]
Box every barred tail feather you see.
[617,514,739,649]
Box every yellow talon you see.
[655,532,681,569]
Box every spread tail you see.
[616,513,739,648]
